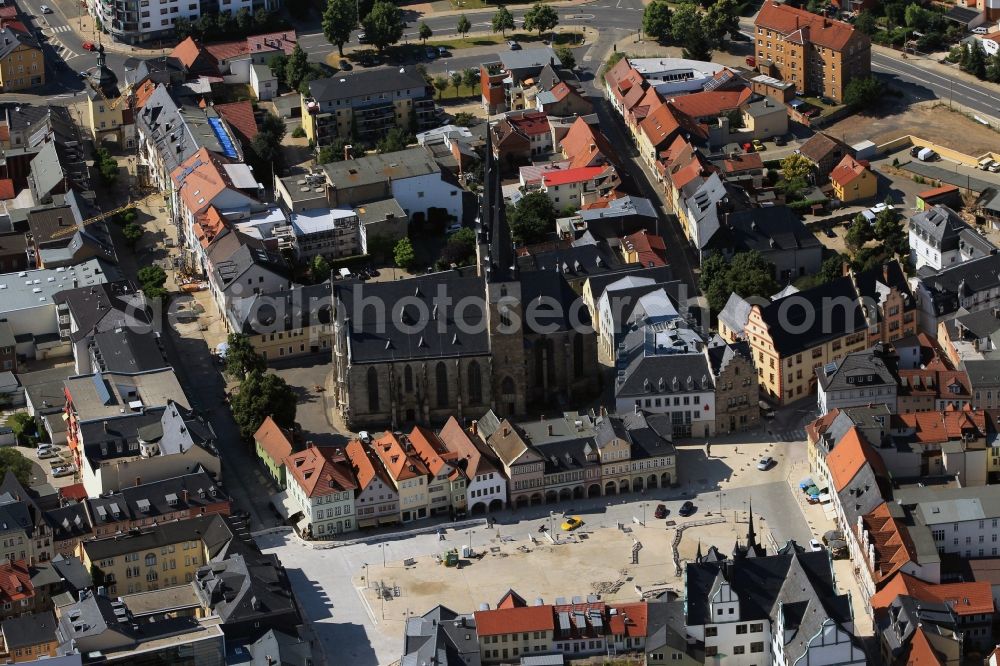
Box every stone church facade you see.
[329,129,598,430]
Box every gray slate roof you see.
[909,205,997,258]
[0,611,58,650]
[816,346,897,392]
[403,605,480,666]
[53,280,150,343]
[308,67,429,104]
[193,550,299,630]
[80,513,233,561]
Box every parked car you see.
[40,4,52,12]
[445,222,463,235]
[824,227,837,238]
[910,145,924,158]
[752,139,765,151]
[359,53,380,67]
[973,26,989,34]
[917,147,938,162]
[358,32,369,43]
[678,501,696,517]
[991,163,1000,173]
[561,516,584,531]
[338,59,353,70]
[53,466,74,477]
[438,46,449,57]
[654,504,667,519]
[810,539,824,551]
[730,32,751,42]
[745,56,756,67]
[425,47,437,59]
[757,456,774,471]
[507,40,521,50]
[759,400,776,418]
[359,430,372,443]
[82,41,96,51]
[773,135,787,146]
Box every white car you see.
[757,456,774,471]
[810,539,823,551]
[973,26,988,34]
[53,466,74,477]
[40,4,52,12]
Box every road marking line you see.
[355,585,379,625]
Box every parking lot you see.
[255,432,856,666]
[18,442,79,490]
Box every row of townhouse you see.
[719,259,919,406]
[803,411,1000,663]
[258,408,679,538]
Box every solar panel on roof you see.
[91,373,113,406]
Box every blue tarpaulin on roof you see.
[208,117,238,159]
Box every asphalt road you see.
[871,49,1000,118]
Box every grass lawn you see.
[210,83,256,104]
[802,96,844,117]
[446,0,556,8]
[430,83,481,100]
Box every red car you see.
[82,41,95,51]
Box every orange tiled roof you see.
[861,502,917,584]
[284,445,357,498]
[171,148,234,216]
[194,206,228,249]
[407,425,461,478]
[871,572,994,616]
[254,415,295,464]
[59,483,88,502]
[133,79,158,109]
[496,589,527,609]
[204,40,249,63]
[437,417,499,478]
[829,155,869,188]
[509,111,549,136]
[560,117,617,170]
[345,439,392,491]
[806,409,839,444]
[825,426,886,491]
[608,603,648,637]
[170,36,203,69]
[246,31,297,56]
[907,627,945,665]
[372,432,429,482]
[755,0,863,51]
[723,152,764,173]
[215,101,259,142]
[666,88,752,119]
[0,178,14,200]
[639,103,680,148]
[917,184,959,200]
[889,409,985,445]
[0,561,33,603]
[474,605,555,636]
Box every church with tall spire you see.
[330,121,598,428]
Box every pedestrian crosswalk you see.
[771,428,807,442]
[51,38,77,61]
[50,25,72,33]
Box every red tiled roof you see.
[59,483,88,502]
[204,40,249,63]
[829,154,869,188]
[755,0,862,51]
[171,148,237,216]
[889,409,985,445]
[246,31,297,56]
[860,502,917,584]
[666,88,752,119]
[0,7,16,18]
[607,603,648,637]
[871,572,994,616]
[549,81,574,102]
[542,165,607,187]
[0,179,14,201]
[345,439,390,491]
[437,417,499,479]
[0,561,33,603]
[133,79,158,109]
[622,230,667,267]
[825,427,886,491]
[509,111,550,136]
[194,206,228,249]
[215,101,259,142]
[907,627,945,665]
[496,589,527,609]
[0,126,9,143]
[917,184,959,200]
[474,605,555,636]
[254,416,295,464]
[723,152,764,173]
[284,445,358,498]
[407,425,461,478]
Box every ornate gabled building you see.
[330,126,598,429]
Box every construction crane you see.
[50,192,165,241]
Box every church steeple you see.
[747,500,757,549]
[478,122,517,283]
[696,540,703,563]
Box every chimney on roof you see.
[182,489,189,505]
[471,420,478,436]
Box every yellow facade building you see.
[0,28,44,92]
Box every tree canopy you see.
[137,265,167,300]
[642,0,672,42]
[0,448,33,487]
[376,127,413,153]
[670,3,713,61]
[7,412,37,446]
[492,6,515,36]
[419,21,433,43]
[440,227,477,267]
[523,2,558,39]
[843,76,883,112]
[322,0,358,57]
[230,371,297,441]
[394,237,417,270]
[456,14,471,37]
[700,251,779,315]
[224,333,266,377]
[363,0,405,52]
[554,45,576,70]
[508,192,556,245]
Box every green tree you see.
[987,52,1000,83]
[703,0,739,43]
[284,44,309,91]
[440,227,477,267]
[394,237,417,270]
[554,45,576,70]
[174,17,193,39]
[456,14,471,38]
[363,0,405,53]
[230,371,297,441]
[317,138,355,163]
[95,148,118,187]
[820,252,846,283]
[0,448,33,485]
[698,253,732,315]
[269,53,288,85]
[419,21,433,44]
[700,251,778,315]
[492,5,515,37]
[224,333,266,378]
[854,10,876,35]
[137,265,167,300]
[781,153,813,183]
[450,70,463,97]
[122,223,143,248]
[523,2,558,41]
[508,191,556,245]
[376,127,412,153]
[671,4,712,61]
[845,217,874,254]
[7,412,36,446]
[323,0,359,57]
[904,4,932,31]
[642,0,672,42]
[309,255,331,283]
[461,68,478,93]
[452,111,478,127]
[434,75,450,99]
[965,40,987,79]
[843,76,883,112]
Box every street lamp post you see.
[363,562,369,589]
[642,502,647,526]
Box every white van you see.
[338,267,351,279]
[979,158,995,170]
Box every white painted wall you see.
[466,470,507,511]
[391,173,462,221]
